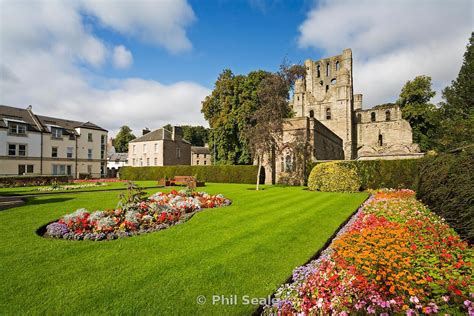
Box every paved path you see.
[0,196,25,211]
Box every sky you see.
[0,0,472,137]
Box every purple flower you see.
[46,222,68,238]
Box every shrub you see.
[119,165,258,184]
[417,147,474,243]
[307,161,361,192]
[0,175,71,188]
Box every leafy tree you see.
[202,69,271,165]
[114,125,136,153]
[397,76,440,151]
[246,63,306,189]
[437,32,474,151]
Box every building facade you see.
[128,126,191,167]
[191,146,212,166]
[290,48,422,160]
[0,105,108,177]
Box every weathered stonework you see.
[263,49,423,184]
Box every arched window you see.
[357,113,362,123]
[309,110,314,118]
[326,108,332,120]
[371,112,376,122]
[326,63,330,76]
[385,110,391,121]
[378,134,383,146]
[316,65,320,78]
[336,61,340,71]
[331,78,336,85]
[325,85,329,93]
[280,157,284,172]
[285,154,293,172]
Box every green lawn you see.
[0,183,367,315]
[0,181,159,196]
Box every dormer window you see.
[8,122,27,135]
[51,127,62,139]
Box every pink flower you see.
[442,296,450,302]
[410,296,419,304]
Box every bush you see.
[119,165,258,184]
[307,161,361,192]
[307,159,421,190]
[0,175,71,188]
[417,147,474,243]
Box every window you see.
[309,110,314,118]
[67,147,73,158]
[326,108,332,120]
[67,165,72,175]
[331,78,336,85]
[378,134,383,146]
[52,164,66,175]
[204,160,207,165]
[385,110,391,121]
[371,112,376,122]
[155,143,158,153]
[69,134,75,140]
[326,63,330,76]
[176,147,181,159]
[297,96,300,101]
[336,61,340,71]
[146,158,150,166]
[8,122,27,135]
[285,154,293,172]
[132,158,136,166]
[18,144,26,156]
[316,65,320,77]
[357,113,362,123]
[52,147,58,158]
[154,157,157,165]
[88,133,93,142]
[8,144,16,156]
[139,158,143,166]
[280,157,284,172]
[18,164,34,175]
[197,153,200,158]
[197,160,200,165]
[51,127,62,139]
[87,149,92,160]
[325,85,329,93]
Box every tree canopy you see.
[114,125,136,153]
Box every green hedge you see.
[417,148,474,243]
[119,165,259,184]
[307,159,421,190]
[0,175,72,188]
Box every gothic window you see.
[326,63,330,76]
[357,113,362,123]
[316,65,320,77]
[285,154,293,172]
[385,110,391,121]
[378,134,383,146]
[297,95,300,101]
[371,112,376,122]
[336,61,340,71]
[326,108,332,120]
[309,110,314,118]
[280,157,284,172]
[325,85,329,93]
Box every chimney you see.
[142,128,150,136]
[172,126,183,141]
[27,105,33,111]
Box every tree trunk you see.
[256,154,261,191]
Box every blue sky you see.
[0,0,472,136]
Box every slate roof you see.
[130,128,172,143]
[108,153,128,162]
[0,105,107,132]
[191,146,210,154]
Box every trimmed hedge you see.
[307,161,361,192]
[417,148,474,243]
[0,175,72,188]
[307,159,421,190]
[119,165,259,184]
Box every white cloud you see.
[113,45,133,69]
[81,0,196,53]
[298,0,472,107]
[0,0,208,136]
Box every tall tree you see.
[202,69,271,164]
[397,75,440,152]
[246,63,306,189]
[114,125,136,153]
[437,32,474,151]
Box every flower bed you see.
[45,189,231,241]
[73,178,126,183]
[264,189,473,315]
[35,183,108,192]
